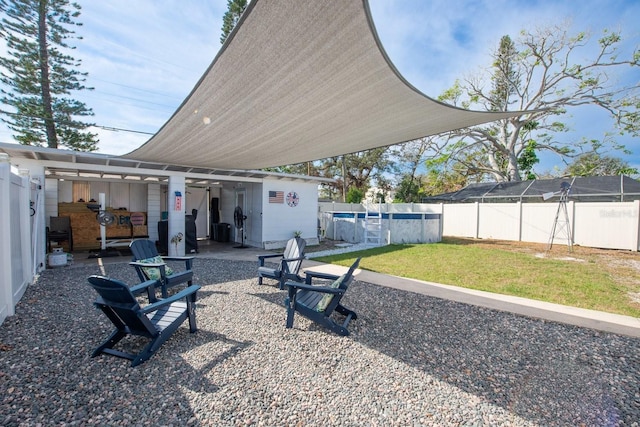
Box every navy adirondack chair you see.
[87,275,200,367]
[129,239,194,299]
[284,257,360,336]
[257,237,306,289]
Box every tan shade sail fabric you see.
[125,0,518,170]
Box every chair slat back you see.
[50,216,71,231]
[88,275,156,336]
[323,257,360,313]
[130,239,159,261]
[282,237,306,274]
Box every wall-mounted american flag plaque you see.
[269,191,284,203]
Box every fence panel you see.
[442,203,478,238]
[573,202,640,251]
[10,174,24,299]
[0,157,33,325]
[477,203,521,241]
[319,201,640,251]
[520,203,558,244]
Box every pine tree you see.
[0,0,97,150]
[220,0,247,45]
[489,35,520,112]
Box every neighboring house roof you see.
[125,0,521,170]
[0,143,333,185]
[423,176,640,203]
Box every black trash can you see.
[217,223,231,242]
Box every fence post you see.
[474,202,480,239]
[437,203,443,239]
[569,200,576,244]
[517,201,523,242]
[0,154,14,321]
[634,200,640,251]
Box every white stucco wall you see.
[261,180,319,248]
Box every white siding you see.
[261,181,318,246]
[147,183,161,242]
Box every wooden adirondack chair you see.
[257,237,306,289]
[87,275,200,367]
[129,239,194,298]
[284,257,360,336]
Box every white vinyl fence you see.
[0,154,36,325]
[319,200,640,251]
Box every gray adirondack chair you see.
[129,239,194,299]
[257,237,306,289]
[284,257,360,336]
[87,275,200,367]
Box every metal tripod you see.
[547,186,573,251]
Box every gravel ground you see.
[1,258,639,426]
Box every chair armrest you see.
[140,285,201,313]
[129,261,169,285]
[282,255,306,263]
[257,253,283,266]
[304,271,340,283]
[161,256,195,261]
[284,281,344,295]
[161,256,194,270]
[129,279,160,294]
[258,253,283,260]
[129,261,165,268]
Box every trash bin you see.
[217,223,231,242]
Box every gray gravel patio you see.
[1,258,638,426]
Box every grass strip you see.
[314,241,640,318]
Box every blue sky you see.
[0,0,638,174]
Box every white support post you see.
[99,193,107,251]
[168,176,186,256]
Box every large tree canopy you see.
[564,152,638,177]
[436,25,639,182]
[0,0,97,150]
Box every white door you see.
[186,186,209,239]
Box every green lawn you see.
[314,239,640,318]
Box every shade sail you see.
[125,0,519,170]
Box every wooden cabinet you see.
[57,203,148,251]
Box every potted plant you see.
[170,232,184,253]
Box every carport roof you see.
[124,0,521,170]
[0,143,332,185]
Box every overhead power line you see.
[0,109,155,136]
[95,125,154,135]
